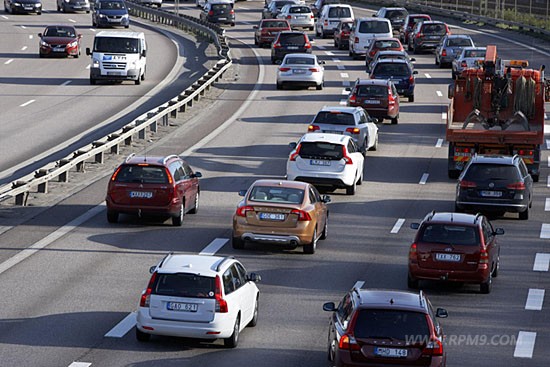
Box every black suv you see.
[323,286,448,367]
[271,31,312,64]
[455,155,533,220]
[369,58,417,102]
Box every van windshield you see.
[98,1,126,9]
[94,37,140,53]
[358,21,390,34]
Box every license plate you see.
[297,16,306,19]
[107,71,123,75]
[53,47,65,52]
[287,46,299,50]
[259,212,285,221]
[310,159,331,166]
[218,17,227,20]
[167,302,198,312]
[129,191,153,199]
[435,253,461,262]
[429,35,440,39]
[374,347,408,358]
[324,130,342,134]
[74,5,81,8]
[108,18,120,22]
[293,69,306,74]
[24,6,33,9]
[481,190,502,197]
[363,100,380,104]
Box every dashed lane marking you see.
[68,363,91,367]
[525,289,545,311]
[545,198,550,211]
[90,28,96,32]
[540,223,550,239]
[4,59,13,65]
[324,51,335,56]
[419,173,429,185]
[339,99,347,105]
[199,238,228,256]
[1,15,8,19]
[341,89,349,95]
[342,80,350,87]
[441,112,447,120]
[340,72,349,78]
[435,139,443,148]
[105,312,136,338]
[61,81,72,86]
[68,18,77,23]
[20,25,26,29]
[337,64,345,70]
[21,46,27,51]
[425,73,431,78]
[332,58,341,63]
[533,253,550,271]
[19,99,35,107]
[436,90,442,97]
[514,331,536,358]
[86,64,91,69]
[390,219,405,234]
[29,35,33,39]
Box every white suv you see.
[136,253,261,348]
[349,17,392,59]
[286,133,365,195]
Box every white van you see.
[86,31,147,85]
[315,4,354,38]
[349,17,392,59]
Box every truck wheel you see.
[408,95,414,102]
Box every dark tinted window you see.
[420,224,480,245]
[423,23,447,35]
[222,268,235,295]
[358,20,390,33]
[262,21,288,28]
[379,54,406,61]
[153,273,214,298]
[313,111,355,125]
[275,0,295,9]
[98,1,125,9]
[464,49,486,58]
[373,40,401,49]
[463,164,520,181]
[115,165,168,184]
[373,63,410,76]
[356,85,387,97]
[410,16,429,26]
[289,6,310,13]
[44,26,76,37]
[328,6,351,17]
[279,33,306,45]
[386,10,407,19]
[249,186,305,204]
[284,57,314,65]
[447,38,473,47]
[94,37,139,53]
[212,3,231,12]
[299,142,343,160]
[354,309,430,341]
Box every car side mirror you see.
[410,222,420,230]
[323,302,336,312]
[192,172,202,178]
[141,49,147,57]
[38,33,42,37]
[322,195,331,203]
[372,13,377,17]
[86,47,92,56]
[289,142,297,149]
[238,190,247,197]
[436,308,448,318]
[448,83,454,99]
[319,60,325,65]
[494,228,505,235]
[253,25,258,29]
[247,272,261,282]
[413,70,418,75]
[345,87,351,91]
[410,57,416,62]
[149,266,156,274]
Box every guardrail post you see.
[12,181,27,206]
[108,134,120,154]
[92,141,105,163]
[123,126,134,145]
[74,150,87,172]
[58,159,71,182]
[35,169,48,193]
[137,118,147,140]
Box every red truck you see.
[446,45,547,182]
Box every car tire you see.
[480,272,492,294]
[315,27,320,37]
[309,26,314,31]
[37,11,41,14]
[57,4,60,11]
[172,203,184,226]
[86,10,90,13]
[189,192,199,214]
[408,94,414,102]
[248,297,259,327]
[254,37,258,46]
[276,82,282,90]
[371,135,378,151]
[435,56,439,65]
[391,116,398,124]
[224,315,240,348]
[135,70,141,85]
[357,169,363,185]
[333,39,337,48]
[519,207,529,220]
[136,328,151,342]
[492,252,500,278]
[346,178,356,195]
[232,235,245,250]
[316,82,323,90]
[448,169,460,179]
[532,174,539,182]
[90,78,96,85]
[39,53,45,58]
[407,274,419,289]
[107,210,119,223]
[303,229,317,254]
[320,215,328,240]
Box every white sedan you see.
[276,53,325,90]
[277,4,315,30]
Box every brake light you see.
[273,42,281,48]
[461,61,467,67]
[208,10,213,16]
[290,209,311,221]
[310,14,314,19]
[339,334,361,351]
[422,338,444,356]
[416,33,423,38]
[348,93,356,104]
[459,180,477,188]
[236,205,254,217]
[324,20,328,26]
[409,243,418,262]
[214,275,228,313]
[354,37,359,43]
[279,67,291,72]
[140,271,157,307]
[286,15,291,19]
[346,127,360,134]
[342,146,353,165]
[442,49,447,57]
[289,144,301,161]
[409,75,414,84]
[308,124,320,132]
[165,167,174,185]
[507,182,526,190]
[369,50,376,56]
[304,41,312,49]
[388,88,396,105]
[517,149,534,156]
[230,9,234,14]
[110,166,122,181]
[479,249,489,264]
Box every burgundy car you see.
[347,78,400,124]
[253,19,291,48]
[106,154,202,226]
[399,14,431,44]
[38,25,81,58]
[333,20,351,50]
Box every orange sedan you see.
[232,180,330,254]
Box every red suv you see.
[106,154,202,226]
[347,78,399,124]
[408,211,504,293]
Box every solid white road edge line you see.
[105,312,137,338]
[533,253,550,271]
[513,331,536,358]
[390,219,405,234]
[199,238,228,256]
[539,223,550,239]
[419,173,429,185]
[68,362,92,367]
[435,139,443,148]
[20,99,35,107]
[525,289,545,311]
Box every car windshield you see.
[152,273,215,299]
[279,33,306,45]
[374,40,401,49]
[354,309,430,341]
[356,85,387,98]
[249,186,305,204]
[328,7,352,17]
[386,10,407,19]
[373,63,409,76]
[94,37,139,53]
[284,57,314,65]
[313,112,355,125]
[289,6,310,13]
[115,165,168,184]
[447,38,473,47]
[262,21,288,28]
[98,1,125,9]
[44,27,76,37]
[464,49,486,58]
[423,23,446,35]
[299,142,344,160]
[463,164,520,181]
[358,21,390,34]
[420,224,480,245]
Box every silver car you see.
[276,53,325,90]
[435,34,474,67]
[277,4,314,30]
[451,46,486,79]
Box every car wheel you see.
[407,274,419,289]
[320,215,328,240]
[492,252,500,278]
[136,328,151,342]
[435,56,439,65]
[303,229,317,254]
[448,169,460,179]
[372,135,378,151]
[316,82,323,90]
[532,174,539,182]
[248,297,259,327]
[346,178,356,195]
[276,81,283,90]
[135,70,141,85]
[74,51,79,58]
[254,37,258,46]
[357,169,363,185]
[86,10,90,13]
[327,338,336,362]
[391,116,398,124]
[315,26,320,37]
[107,210,119,223]
[189,192,199,214]
[39,53,45,58]
[172,203,184,226]
[224,315,240,348]
[480,272,492,294]
[57,4,60,11]
[36,11,41,14]
[232,235,245,250]
[333,39,337,47]
[519,207,529,220]
[408,94,415,102]
[90,78,96,85]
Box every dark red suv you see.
[408,211,504,293]
[323,285,448,367]
[347,78,400,124]
[106,154,202,226]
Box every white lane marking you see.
[4,59,13,65]
[441,112,447,120]
[61,81,72,86]
[340,72,349,78]
[540,223,550,239]
[332,58,341,63]
[419,173,429,185]
[20,25,26,29]
[0,205,105,276]
[199,238,228,256]
[339,99,347,105]
[545,198,550,211]
[435,138,443,148]
[525,289,545,311]
[317,45,326,50]
[514,331,536,358]
[533,253,550,271]
[21,46,27,51]
[105,312,137,338]
[545,113,548,120]
[241,21,253,25]
[86,64,91,69]
[424,73,431,78]
[337,64,345,70]
[1,15,8,19]
[29,35,33,39]
[546,139,550,149]
[324,51,334,56]
[68,18,77,23]
[342,80,350,87]
[68,363,92,367]
[19,99,35,107]
[436,90,443,97]
[390,218,405,234]
[353,280,365,289]
[90,28,96,32]
[341,89,350,95]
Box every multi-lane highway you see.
[0,0,549,366]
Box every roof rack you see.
[125,153,136,162]
[352,280,365,300]
[162,154,179,165]
[158,252,174,269]
[215,256,235,272]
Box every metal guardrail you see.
[0,3,232,206]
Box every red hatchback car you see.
[408,211,504,293]
[347,78,400,124]
[38,25,81,58]
[106,154,202,226]
[253,19,291,48]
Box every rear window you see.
[379,54,405,61]
[356,85,387,98]
[115,165,168,184]
[464,49,486,58]
[464,164,520,181]
[313,111,356,125]
[420,224,480,246]
[422,23,447,35]
[263,21,288,28]
[328,6,351,18]
[289,6,310,13]
[354,309,430,341]
[358,20,390,34]
[374,40,401,49]
[152,273,215,299]
[284,57,314,65]
[373,63,410,76]
[212,3,231,10]
[275,0,295,9]
[410,16,430,25]
[299,142,343,160]
[447,38,473,47]
[279,33,306,45]
[249,186,305,204]
[386,10,407,19]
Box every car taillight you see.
[324,20,328,26]
[304,41,311,49]
[279,67,291,72]
[286,15,291,19]
[309,67,320,72]
[409,75,414,84]
[479,249,489,264]
[140,271,157,307]
[422,338,444,356]
[459,180,477,188]
[346,127,360,134]
[369,50,376,56]
[214,275,228,313]
[165,167,174,185]
[230,9,234,14]
[290,209,311,221]
[416,33,423,38]
[208,10,213,16]
[273,42,281,48]
[289,144,301,161]
[507,182,526,190]
[308,124,320,132]
[354,37,359,43]
[388,88,395,105]
[342,146,353,165]
[409,243,417,261]
[442,49,447,56]
[110,166,122,181]
[310,14,314,19]
[339,334,361,351]
[461,61,467,67]
[236,205,254,217]
[348,94,356,104]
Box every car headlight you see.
[122,14,128,18]
[40,40,49,47]
[92,58,100,68]
[13,2,21,6]
[68,41,78,48]
[35,3,41,6]
[64,0,70,2]
[98,13,106,18]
